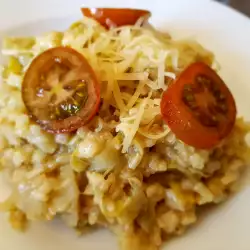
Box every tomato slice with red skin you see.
[81,8,151,29]
[161,62,236,149]
[22,47,100,134]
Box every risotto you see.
[0,8,250,250]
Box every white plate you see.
[1,0,250,249]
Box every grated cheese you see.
[138,127,170,140]
[164,72,176,79]
[115,72,148,81]
[112,79,126,112]
[1,17,215,154]
[117,93,151,153]
[126,80,146,109]
[157,53,167,89]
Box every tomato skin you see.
[22,47,101,134]
[160,62,236,149]
[81,8,151,29]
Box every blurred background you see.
[217,0,250,17]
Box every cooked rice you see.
[0,17,250,250]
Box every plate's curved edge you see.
[210,0,250,23]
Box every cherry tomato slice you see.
[22,47,100,133]
[161,62,236,149]
[81,8,151,29]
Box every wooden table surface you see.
[230,0,250,17]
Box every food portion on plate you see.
[0,8,250,250]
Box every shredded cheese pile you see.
[1,17,215,153]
